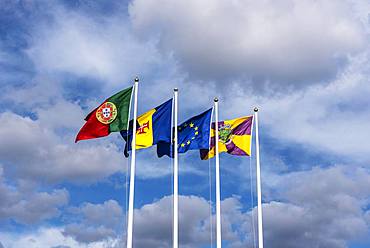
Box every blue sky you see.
[0,0,370,247]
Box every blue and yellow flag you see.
[157,108,212,157]
[121,99,172,156]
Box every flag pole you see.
[173,88,179,248]
[214,97,222,248]
[126,77,139,248]
[254,107,264,248]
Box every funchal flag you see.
[157,108,213,157]
[121,99,172,156]
[75,86,133,142]
[200,116,253,160]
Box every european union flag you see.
[157,108,213,157]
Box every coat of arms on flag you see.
[96,102,118,124]
[121,99,173,156]
[200,115,253,160]
[75,86,133,142]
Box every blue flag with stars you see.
[157,108,213,157]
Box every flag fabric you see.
[200,116,253,160]
[75,86,133,142]
[157,108,213,158]
[121,99,172,156]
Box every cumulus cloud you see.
[129,0,365,87]
[0,227,119,248]
[133,195,206,247]
[217,45,370,161]
[259,165,370,248]
[63,200,124,243]
[0,112,126,184]
[130,195,252,248]
[0,167,68,224]
[2,164,370,248]
[1,2,370,248]
[0,194,249,247]
[26,5,166,87]
[63,195,254,247]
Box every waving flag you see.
[121,99,172,156]
[75,86,133,142]
[157,108,213,157]
[200,116,253,160]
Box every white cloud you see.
[35,99,86,131]
[3,164,370,248]
[0,195,248,247]
[0,112,126,184]
[26,6,164,87]
[0,167,69,224]
[63,200,124,243]
[3,0,370,167]
[130,195,250,248]
[78,200,123,227]
[129,0,365,86]
[1,3,370,248]
[0,227,120,248]
[258,165,370,248]
[220,46,370,161]
[133,195,207,247]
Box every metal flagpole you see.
[254,107,264,248]
[214,98,222,248]
[173,88,179,248]
[126,77,139,248]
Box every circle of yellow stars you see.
[178,122,199,148]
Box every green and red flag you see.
[75,86,133,142]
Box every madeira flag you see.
[75,86,133,142]
[121,99,172,156]
[200,116,253,160]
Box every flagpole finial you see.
[134,77,139,83]
[214,97,219,102]
[174,88,178,92]
[254,107,259,112]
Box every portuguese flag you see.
[75,86,133,142]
